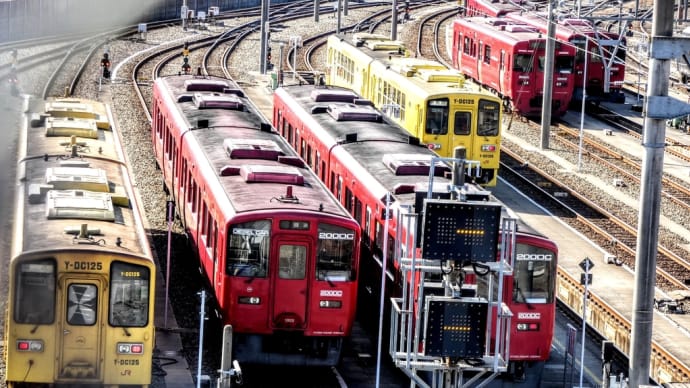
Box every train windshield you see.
[513,243,556,304]
[477,99,500,136]
[425,99,449,135]
[316,223,357,282]
[555,55,574,74]
[513,54,533,72]
[14,258,56,324]
[110,261,151,327]
[227,219,271,278]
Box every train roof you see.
[275,84,494,213]
[14,98,152,261]
[328,33,495,100]
[454,17,546,45]
[155,75,351,219]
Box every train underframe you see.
[232,332,343,366]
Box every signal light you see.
[516,322,540,331]
[319,300,342,309]
[238,296,261,305]
[117,342,144,354]
[16,339,43,352]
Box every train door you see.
[499,50,507,94]
[271,238,311,328]
[57,276,103,380]
[477,41,483,82]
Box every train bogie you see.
[5,98,156,387]
[151,75,361,367]
[326,33,502,187]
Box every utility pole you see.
[259,0,269,74]
[391,0,398,40]
[540,0,556,149]
[630,0,685,386]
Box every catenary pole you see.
[629,0,674,386]
[540,0,556,149]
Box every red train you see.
[449,17,576,117]
[462,0,627,104]
[273,84,559,382]
[150,75,361,366]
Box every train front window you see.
[110,262,150,327]
[513,244,556,304]
[14,258,56,324]
[227,219,271,278]
[477,99,500,136]
[317,223,356,281]
[555,55,574,74]
[279,244,306,279]
[425,99,449,135]
[67,284,97,326]
[454,112,471,135]
[513,54,533,72]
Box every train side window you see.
[354,197,363,224]
[364,207,372,246]
[227,220,270,278]
[337,176,343,202]
[454,112,471,135]
[330,172,336,193]
[345,187,353,214]
[316,223,356,281]
[201,202,208,237]
[307,144,313,167]
[14,258,56,324]
[279,244,306,279]
[110,261,150,327]
[484,45,491,65]
[320,160,326,182]
[463,36,471,55]
[314,151,320,176]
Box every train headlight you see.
[427,143,441,150]
[117,342,144,354]
[481,144,496,152]
[238,296,261,305]
[518,80,530,86]
[16,339,43,352]
[319,300,342,309]
[516,322,540,331]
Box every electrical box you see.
[424,296,488,358]
[421,200,501,263]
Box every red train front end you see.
[224,215,359,365]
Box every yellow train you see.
[326,33,502,186]
[4,98,156,387]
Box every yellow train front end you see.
[5,97,156,387]
[325,33,502,187]
[6,252,156,387]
